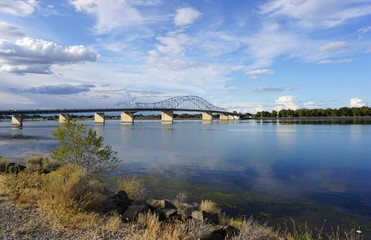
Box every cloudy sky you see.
[0,0,370,113]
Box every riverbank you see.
[0,157,365,240]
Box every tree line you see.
[254,106,371,118]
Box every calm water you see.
[1,119,371,231]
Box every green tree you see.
[51,121,120,176]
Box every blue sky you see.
[0,0,370,113]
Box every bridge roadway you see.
[0,96,240,127]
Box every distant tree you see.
[51,121,120,176]
[271,110,278,118]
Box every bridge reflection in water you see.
[0,96,240,127]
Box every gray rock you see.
[148,199,176,210]
[191,211,219,225]
[101,191,131,215]
[122,202,150,222]
[156,208,179,221]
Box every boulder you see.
[122,202,150,222]
[155,208,180,221]
[101,190,131,215]
[191,211,219,225]
[148,199,177,210]
[201,232,224,240]
[5,163,26,173]
[211,225,240,238]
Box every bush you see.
[39,164,107,228]
[0,157,8,172]
[26,156,49,173]
[116,176,147,201]
[200,200,220,214]
[51,121,120,176]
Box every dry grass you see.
[0,157,8,172]
[116,176,147,201]
[131,212,212,240]
[13,220,38,236]
[200,199,220,214]
[231,218,280,240]
[219,214,246,229]
[38,164,107,228]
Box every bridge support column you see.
[59,114,68,124]
[161,111,173,124]
[202,112,213,123]
[94,112,105,125]
[219,114,230,121]
[229,115,235,120]
[233,116,240,120]
[121,112,134,124]
[11,116,23,127]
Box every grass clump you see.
[26,156,56,173]
[0,157,8,172]
[231,218,280,240]
[116,176,147,201]
[38,164,107,228]
[200,199,220,214]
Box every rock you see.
[156,208,179,221]
[191,211,219,225]
[201,232,224,240]
[5,163,26,173]
[101,191,131,214]
[122,202,150,222]
[211,225,240,238]
[148,199,177,210]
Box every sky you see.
[0,0,370,113]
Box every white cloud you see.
[246,69,274,75]
[69,0,97,14]
[174,7,201,27]
[304,101,317,109]
[68,0,163,34]
[0,0,37,16]
[357,26,371,33]
[260,0,371,28]
[214,102,259,114]
[319,41,350,53]
[0,22,25,38]
[275,96,298,110]
[318,59,353,64]
[0,92,35,107]
[350,98,365,108]
[0,37,97,74]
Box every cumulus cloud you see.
[0,0,37,16]
[0,37,97,74]
[69,0,97,14]
[249,87,296,93]
[22,84,95,94]
[275,96,298,110]
[318,59,353,64]
[350,98,365,108]
[214,102,259,114]
[246,69,274,75]
[319,41,350,53]
[174,7,201,27]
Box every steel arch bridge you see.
[0,95,235,115]
[119,95,228,113]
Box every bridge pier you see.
[202,112,213,123]
[94,112,105,125]
[161,111,173,124]
[219,114,230,121]
[121,112,134,124]
[11,116,23,127]
[59,114,68,124]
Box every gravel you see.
[0,200,132,240]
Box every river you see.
[1,119,371,232]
